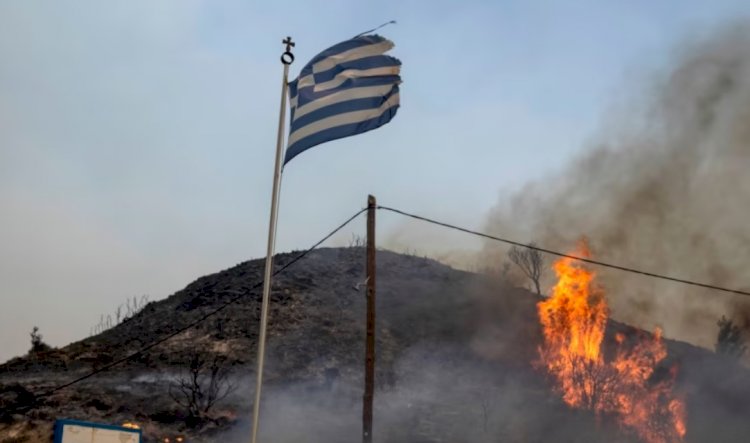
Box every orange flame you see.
[537,242,686,443]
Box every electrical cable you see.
[377,205,750,298]
[26,207,367,404]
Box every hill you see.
[1,247,749,442]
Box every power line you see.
[377,205,750,298]
[18,202,750,410]
[29,207,367,403]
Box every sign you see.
[54,419,141,443]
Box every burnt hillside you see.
[1,248,531,380]
[1,247,749,442]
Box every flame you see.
[537,242,686,443]
[121,422,140,430]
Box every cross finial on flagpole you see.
[281,36,295,65]
[283,36,295,51]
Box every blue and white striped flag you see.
[284,34,401,164]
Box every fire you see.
[537,242,686,443]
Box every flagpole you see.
[250,37,294,443]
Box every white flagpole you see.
[250,37,295,443]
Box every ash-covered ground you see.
[1,248,749,442]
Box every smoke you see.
[483,23,750,349]
[206,346,602,443]
[380,218,485,272]
[202,272,605,443]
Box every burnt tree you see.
[508,243,545,295]
[169,351,236,427]
[716,315,747,359]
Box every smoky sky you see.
[483,23,750,349]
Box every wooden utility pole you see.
[363,194,377,443]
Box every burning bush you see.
[536,242,685,443]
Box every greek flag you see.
[284,34,401,164]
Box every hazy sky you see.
[1,1,749,362]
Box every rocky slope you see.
[0,247,749,442]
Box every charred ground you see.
[0,247,749,442]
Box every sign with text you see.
[54,419,141,443]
